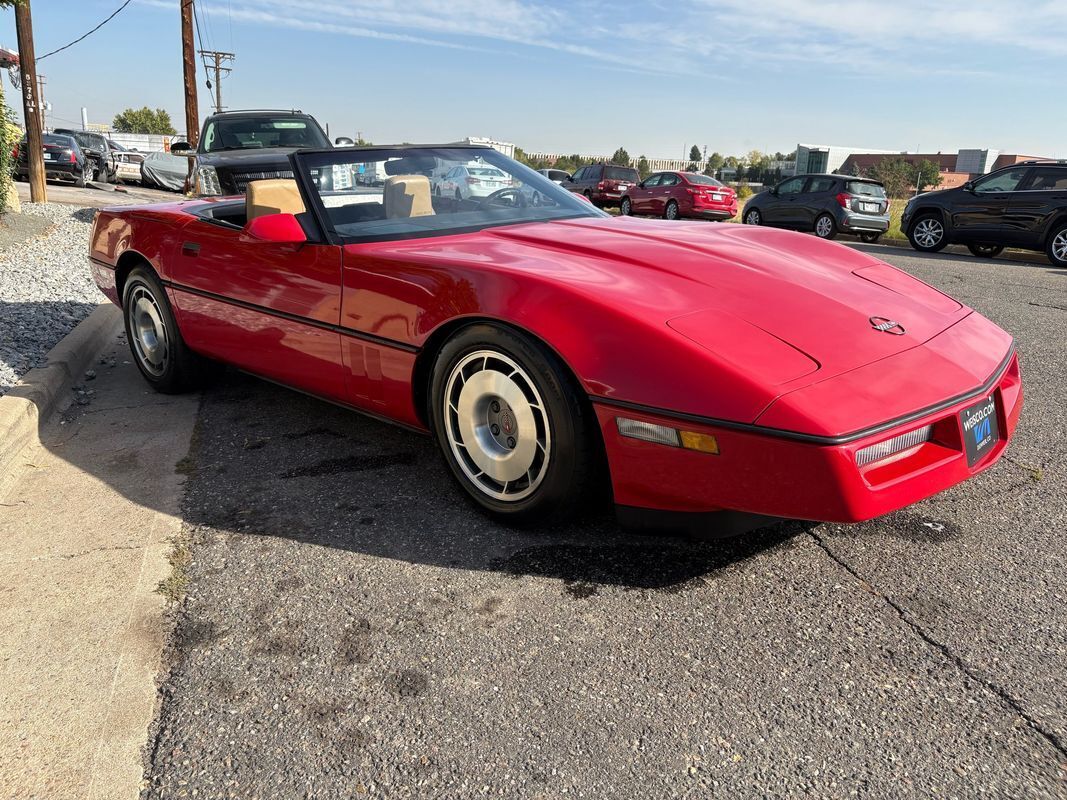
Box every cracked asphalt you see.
[125,246,1065,798]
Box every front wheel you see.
[908,213,948,252]
[620,197,632,216]
[814,213,837,240]
[967,243,1004,258]
[122,267,209,393]
[1048,222,1067,268]
[664,200,679,220]
[430,324,595,522]
[743,208,761,225]
[859,232,882,244]
[98,161,113,183]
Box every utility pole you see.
[199,50,234,114]
[36,74,46,130]
[180,0,199,148]
[14,0,45,203]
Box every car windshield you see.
[298,146,606,242]
[846,181,886,198]
[42,134,75,147]
[66,131,105,151]
[202,116,329,152]
[684,174,724,187]
[604,166,638,182]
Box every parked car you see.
[190,109,332,196]
[564,162,639,207]
[13,133,91,186]
[434,162,513,200]
[901,160,1067,267]
[744,174,890,242]
[87,144,1020,535]
[537,168,571,184]
[108,140,146,184]
[621,171,738,220]
[139,150,190,192]
[53,128,118,183]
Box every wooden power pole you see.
[14,0,46,203]
[199,50,234,114]
[180,0,199,148]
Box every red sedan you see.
[88,145,1021,536]
[622,171,738,221]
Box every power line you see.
[38,0,133,60]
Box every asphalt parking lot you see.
[65,246,1064,797]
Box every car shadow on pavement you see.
[165,371,804,593]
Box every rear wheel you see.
[664,200,679,220]
[430,324,594,522]
[620,196,632,216]
[814,213,837,240]
[967,243,1004,258]
[122,267,208,393]
[859,232,882,244]
[98,160,112,183]
[908,213,948,252]
[1048,222,1067,268]
[743,207,761,225]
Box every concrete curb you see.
[847,238,1052,267]
[0,303,122,481]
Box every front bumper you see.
[594,350,1022,526]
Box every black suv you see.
[564,163,639,207]
[901,160,1067,267]
[743,173,890,242]
[53,128,118,183]
[191,109,332,196]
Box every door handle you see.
[181,242,200,257]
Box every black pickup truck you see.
[189,109,347,196]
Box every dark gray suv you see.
[743,173,890,242]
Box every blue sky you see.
[3,0,1065,158]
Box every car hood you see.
[480,216,968,383]
[196,147,298,168]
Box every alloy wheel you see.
[913,218,944,248]
[621,198,631,216]
[815,216,834,238]
[1052,230,1067,263]
[745,209,760,225]
[127,284,169,377]
[443,350,551,502]
[665,202,679,220]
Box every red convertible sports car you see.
[88,144,1022,535]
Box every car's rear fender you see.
[1040,210,1067,245]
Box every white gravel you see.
[0,203,102,396]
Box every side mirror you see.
[770,187,779,196]
[242,213,307,245]
[962,181,974,192]
[334,136,355,146]
[565,175,574,182]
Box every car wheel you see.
[814,213,837,240]
[620,197,632,216]
[967,243,1004,258]
[74,170,87,188]
[1048,222,1067,268]
[743,208,761,225]
[122,267,209,394]
[664,200,679,220]
[430,323,595,522]
[908,213,948,252]
[859,232,882,244]
[98,161,112,183]
[82,162,95,185]
[455,188,462,201]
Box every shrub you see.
[735,184,753,200]
[0,82,16,215]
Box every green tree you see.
[610,147,630,166]
[688,145,702,163]
[0,83,17,215]
[866,157,942,198]
[637,155,650,179]
[915,159,943,192]
[705,152,724,175]
[112,106,177,135]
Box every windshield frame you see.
[292,145,609,246]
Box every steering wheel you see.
[479,187,527,209]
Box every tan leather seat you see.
[384,174,435,219]
[245,178,306,221]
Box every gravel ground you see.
[121,247,1066,798]
[0,203,100,395]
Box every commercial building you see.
[840,149,1050,190]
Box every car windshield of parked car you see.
[66,131,105,152]
[298,147,606,242]
[846,181,886,198]
[684,174,724,187]
[202,116,329,152]
[604,166,638,181]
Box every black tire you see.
[967,243,1004,258]
[455,188,462,201]
[814,213,837,240]
[429,323,595,523]
[664,200,679,220]
[620,196,632,216]
[743,207,761,225]
[122,267,208,393]
[1048,222,1067,268]
[74,171,87,188]
[859,232,882,244]
[98,160,112,183]
[907,213,948,253]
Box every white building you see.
[795,143,903,175]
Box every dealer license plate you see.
[959,394,1000,467]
